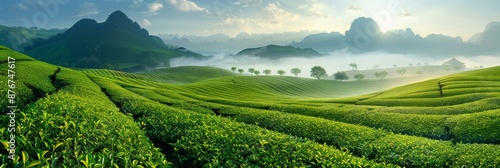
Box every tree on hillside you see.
[263,69,272,76]
[238,69,244,76]
[291,68,301,77]
[354,73,365,80]
[393,64,397,68]
[375,71,388,79]
[334,71,349,81]
[254,70,261,76]
[397,69,407,76]
[248,68,255,76]
[409,63,413,67]
[349,63,358,70]
[310,66,327,80]
[416,70,423,75]
[373,65,380,69]
[231,67,237,74]
[277,70,286,76]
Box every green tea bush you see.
[377,97,500,115]
[369,134,455,167]
[452,143,500,167]
[269,104,449,139]
[357,93,496,107]
[95,78,393,167]
[445,109,500,144]
[219,106,462,167]
[138,103,392,167]
[0,93,170,167]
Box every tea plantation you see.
[1,45,499,167]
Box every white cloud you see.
[347,5,362,12]
[147,2,163,15]
[400,9,412,17]
[75,2,99,17]
[167,0,208,12]
[234,0,262,7]
[131,0,145,7]
[143,18,152,26]
[298,0,328,18]
[263,2,294,24]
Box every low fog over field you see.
[171,50,499,79]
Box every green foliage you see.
[310,66,327,80]
[277,70,286,76]
[375,71,389,79]
[354,73,365,80]
[248,68,255,76]
[453,143,500,167]
[445,109,500,144]
[253,70,261,76]
[269,104,449,140]
[93,77,390,167]
[291,68,301,77]
[237,68,244,76]
[230,67,237,74]
[263,69,271,76]
[349,63,358,70]
[333,71,349,81]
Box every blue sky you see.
[1,0,500,40]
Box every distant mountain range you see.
[23,10,205,71]
[290,17,500,57]
[235,45,322,59]
[160,31,319,54]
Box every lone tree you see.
[291,68,301,77]
[277,70,286,76]
[231,67,237,74]
[248,68,255,76]
[354,73,365,80]
[416,70,423,75]
[397,69,407,76]
[254,70,261,76]
[263,69,272,76]
[375,71,388,79]
[238,69,244,76]
[334,71,349,81]
[310,66,327,80]
[349,63,358,70]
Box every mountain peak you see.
[106,10,130,23]
[344,17,382,52]
[102,10,149,36]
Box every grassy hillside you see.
[1,45,499,167]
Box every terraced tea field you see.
[1,46,499,167]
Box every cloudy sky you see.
[1,0,499,40]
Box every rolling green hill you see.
[235,44,322,58]
[24,10,205,71]
[1,45,499,167]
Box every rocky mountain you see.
[289,17,496,57]
[24,10,204,71]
